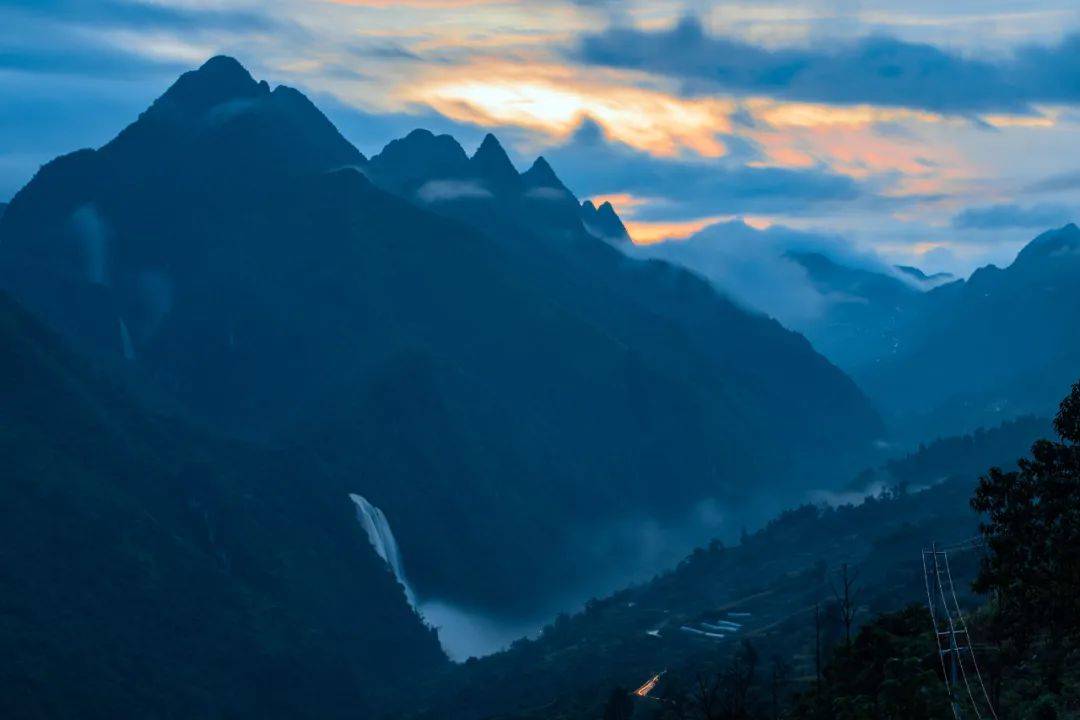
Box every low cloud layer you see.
[630,219,898,327]
[416,179,493,203]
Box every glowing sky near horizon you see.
[1,0,1079,275]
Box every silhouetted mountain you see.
[0,201,7,219]
[0,57,881,620]
[895,264,953,284]
[856,223,1080,441]
[469,133,522,194]
[366,128,592,236]
[0,291,444,719]
[520,156,564,191]
[785,228,1080,441]
[365,128,471,196]
[363,128,882,482]
[654,220,1080,443]
[581,199,631,242]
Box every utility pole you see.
[926,542,963,719]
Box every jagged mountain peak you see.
[0,56,888,647]
[365,128,471,194]
[470,133,521,190]
[581,199,631,242]
[373,129,468,169]
[94,55,364,176]
[473,132,508,159]
[522,156,564,189]
[155,55,266,115]
[597,200,619,219]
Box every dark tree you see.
[789,606,948,720]
[972,380,1080,657]
[722,640,759,719]
[830,563,861,646]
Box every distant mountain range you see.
[787,225,1080,441]
[895,264,954,284]
[0,56,881,628]
[647,219,1080,443]
[855,223,1080,440]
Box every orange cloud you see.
[746,100,945,129]
[406,61,733,158]
[587,193,649,218]
[979,111,1057,129]
[733,99,980,206]
[625,214,775,245]
[625,216,726,245]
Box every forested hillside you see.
[0,57,881,619]
[0,293,445,719]
[380,416,1047,719]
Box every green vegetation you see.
[632,382,1080,720]
[377,415,1043,719]
[0,57,883,617]
[371,403,1068,720]
[0,293,445,719]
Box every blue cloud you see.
[0,1,283,79]
[540,119,861,219]
[578,17,1080,113]
[0,0,273,31]
[1025,171,1080,194]
[952,202,1075,229]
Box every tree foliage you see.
[972,380,1080,645]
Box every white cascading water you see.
[348,493,542,661]
[349,494,417,608]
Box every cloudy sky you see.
[2,0,1079,275]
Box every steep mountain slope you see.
[855,224,1080,441]
[0,292,445,720]
[579,199,631,242]
[0,57,882,619]
[364,129,883,477]
[647,219,1080,445]
[766,226,1080,443]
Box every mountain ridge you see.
[0,56,883,622]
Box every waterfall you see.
[349,494,417,608]
[118,318,135,361]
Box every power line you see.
[923,547,962,720]
[923,543,999,720]
[942,551,999,720]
